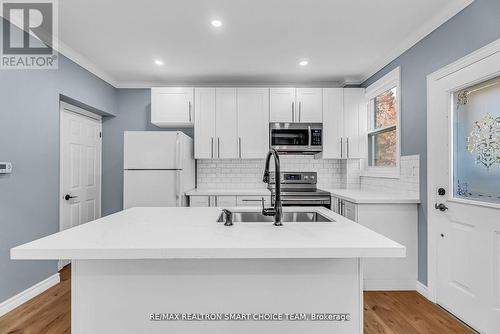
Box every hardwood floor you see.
[0,266,474,334]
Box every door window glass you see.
[453,76,500,204]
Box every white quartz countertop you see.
[11,207,404,260]
[321,188,420,204]
[186,188,270,196]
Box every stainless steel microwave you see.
[269,123,323,154]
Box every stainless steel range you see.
[268,171,331,208]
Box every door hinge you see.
[99,131,102,138]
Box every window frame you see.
[363,67,401,178]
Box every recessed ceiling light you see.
[154,60,164,66]
[299,60,309,66]
[211,19,222,28]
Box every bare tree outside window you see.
[368,87,397,167]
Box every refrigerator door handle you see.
[175,170,182,207]
[175,133,181,169]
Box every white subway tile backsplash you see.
[197,155,419,195]
[197,157,346,189]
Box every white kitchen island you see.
[11,207,404,334]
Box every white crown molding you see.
[55,40,119,87]
[359,0,474,84]
[114,80,345,89]
[0,273,60,317]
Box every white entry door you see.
[60,103,102,234]
[427,40,500,333]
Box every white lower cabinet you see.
[189,195,271,207]
[189,196,210,207]
[237,195,271,207]
[332,196,417,290]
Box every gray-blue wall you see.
[362,0,500,285]
[0,20,117,302]
[101,89,192,216]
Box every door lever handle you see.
[434,203,448,211]
[64,194,78,201]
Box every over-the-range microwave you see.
[269,123,322,154]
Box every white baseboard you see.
[416,281,429,299]
[0,273,60,317]
[363,279,417,291]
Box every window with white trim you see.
[365,67,401,176]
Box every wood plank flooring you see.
[0,266,474,334]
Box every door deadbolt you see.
[438,188,446,196]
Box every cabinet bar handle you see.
[340,138,343,158]
[238,137,242,159]
[188,101,192,122]
[299,101,302,122]
[217,137,220,159]
[347,137,349,158]
[211,137,214,158]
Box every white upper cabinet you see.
[269,88,295,122]
[343,88,367,159]
[194,88,216,159]
[215,88,239,159]
[237,88,269,158]
[296,88,323,122]
[270,88,323,123]
[322,88,344,159]
[322,88,367,159]
[151,87,194,127]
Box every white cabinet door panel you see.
[322,88,344,159]
[237,88,269,158]
[296,88,322,122]
[194,88,216,159]
[343,88,367,159]
[151,87,193,127]
[270,88,295,122]
[189,196,210,207]
[215,88,238,159]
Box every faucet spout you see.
[262,149,283,226]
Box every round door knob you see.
[64,194,77,201]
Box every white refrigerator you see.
[123,131,195,209]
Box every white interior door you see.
[428,41,500,334]
[61,105,102,229]
[60,104,102,267]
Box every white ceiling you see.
[57,0,473,87]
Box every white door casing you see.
[60,103,102,267]
[427,39,500,333]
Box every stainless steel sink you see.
[217,211,334,223]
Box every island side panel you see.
[72,259,363,334]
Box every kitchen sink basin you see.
[217,211,334,223]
